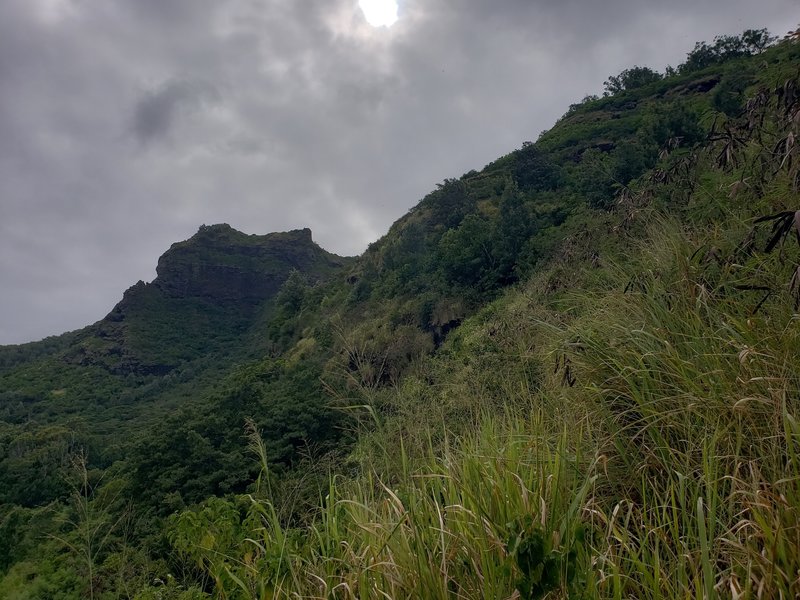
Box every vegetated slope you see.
[0,28,798,600]
[156,35,800,599]
[0,225,351,506]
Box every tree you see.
[494,181,532,284]
[603,66,662,96]
[679,41,719,73]
[679,29,776,73]
[513,143,561,191]
[741,28,777,54]
[713,67,757,116]
[274,270,308,315]
[438,214,496,289]
[574,148,615,209]
[423,178,474,230]
[640,100,704,149]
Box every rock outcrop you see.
[67,224,350,375]
[151,224,344,304]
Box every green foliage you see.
[712,65,757,115]
[0,424,86,506]
[438,213,496,288]
[435,182,539,292]
[164,419,596,599]
[512,142,561,191]
[679,28,777,73]
[128,357,342,512]
[506,516,582,599]
[603,65,663,96]
[273,269,308,315]
[421,178,475,230]
[133,580,208,600]
[0,332,81,374]
[639,99,705,149]
[572,148,616,209]
[0,29,797,600]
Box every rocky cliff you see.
[67,224,351,374]
[151,224,345,304]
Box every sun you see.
[358,0,398,27]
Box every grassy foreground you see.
[146,58,800,598]
[154,205,800,599]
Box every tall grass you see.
[163,214,800,599]
[167,415,596,599]
[551,219,800,599]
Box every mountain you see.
[152,225,340,303]
[64,224,350,376]
[0,225,350,509]
[1,28,799,600]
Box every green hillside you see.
[1,28,799,599]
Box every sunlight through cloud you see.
[358,0,398,27]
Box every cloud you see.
[131,79,220,145]
[0,0,797,344]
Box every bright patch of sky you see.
[359,0,399,27]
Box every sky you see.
[0,0,797,345]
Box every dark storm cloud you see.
[132,79,221,145]
[0,0,797,344]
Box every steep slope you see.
[0,225,351,508]
[153,225,338,302]
[66,224,350,375]
[156,35,800,599]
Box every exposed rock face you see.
[69,224,350,375]
[152,224,343,304]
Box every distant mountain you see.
[60,224,351,375]
[0,225,351,509]
[151,225,344,304]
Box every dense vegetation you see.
[1,27,799,599]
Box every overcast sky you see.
[0,0,796,345]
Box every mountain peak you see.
[83,224,350,374]
[187,223,313,247]
[153,225,334,303]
